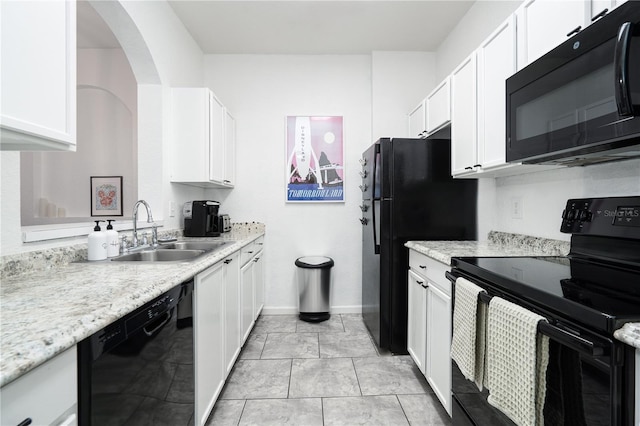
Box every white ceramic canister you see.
[88,221,108,261]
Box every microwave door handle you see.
[614,22,634,117]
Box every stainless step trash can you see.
[295,256,334,322]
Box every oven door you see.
[449,271,633,426]
[506,3,640,165]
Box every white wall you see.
[371,51,436,138]
[203,54,372,312]
[495,160,640,241]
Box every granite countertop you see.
[405,231,640,350]
[0,225,265,387]
[405,230,570,265]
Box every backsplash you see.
[487,231,570,256]
[0,222,265,280]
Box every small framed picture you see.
[90,176,123,216]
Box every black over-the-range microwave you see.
[506,2,640,166]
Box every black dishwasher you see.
[78,280,194,425]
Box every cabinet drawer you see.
[409,250,451,296]
[409,250,429,276]
[1,346,77,426]
[253,235,265,252]
[241,242,256,265]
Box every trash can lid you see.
[295,256,334,269]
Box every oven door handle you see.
[445,271,457,284]
[538,322,604,357]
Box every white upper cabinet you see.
[209,93,225,184]
[425,77,451,135]
[516,0,589,69]
[170,88,234,188]
[408,100,427,138]
[477,15,516,171]
[450,53,478,177]
[224,109,236,187]
[1,0,76,151]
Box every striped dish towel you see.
[451,277,487,391]
[485,297,550,426]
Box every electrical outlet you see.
[511,197,523,219]
[170,201,176,217]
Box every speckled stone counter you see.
[405,230,570,265]
[0,223,265,387]
[614,323,640,349]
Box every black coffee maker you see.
[183,200,221,237]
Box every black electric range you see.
[448,196,640,426]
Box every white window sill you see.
[22,220,164,243]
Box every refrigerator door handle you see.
[373,199,381,254]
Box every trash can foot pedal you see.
[299,312,330,322]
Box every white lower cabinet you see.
[194,261,225,426]
[426,281,452,415]
[240,258,255,345]
[223,251,241,376]
[240,237,265,344]
[407,249,452,416]
[253,251,265,318]
[407,270,427,374]
[0,346,77,426]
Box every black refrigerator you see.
[361,138,477,354]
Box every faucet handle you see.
[120,236,130,254]
[151,224,158,247]
[141,232,149,245]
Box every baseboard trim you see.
[261,305,362,315]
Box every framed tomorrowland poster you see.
[90,176,123,216]
[285,116,344,202]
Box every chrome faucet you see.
[132,200,157,248]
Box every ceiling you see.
[78,1,476,54]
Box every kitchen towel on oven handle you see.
[451,277,488,391]
[485,296,550,426]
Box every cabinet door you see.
[477,16,516,170]
[209,93,225,184]
[240,260,255,344]
[171,88,210,183]
[451,54,478,177]
[253,251,265,318]
[426,283,452,416]
[194,262,225,426]
[0,346,77,426]
[1,0,76,151]
[516,0,589,69]
[408,101,426,138]
[407,270,427,375]
[223,251,241,376]
[223,109,236,187]
[426,78,451,134]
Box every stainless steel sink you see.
[159,241,230,251]
[111,249,205,262]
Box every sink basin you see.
[159,241,230,251]
[111,249,205,262]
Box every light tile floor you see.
[206,314,451,426]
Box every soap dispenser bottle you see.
[105,220,119,258]
[88,220,107,261]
